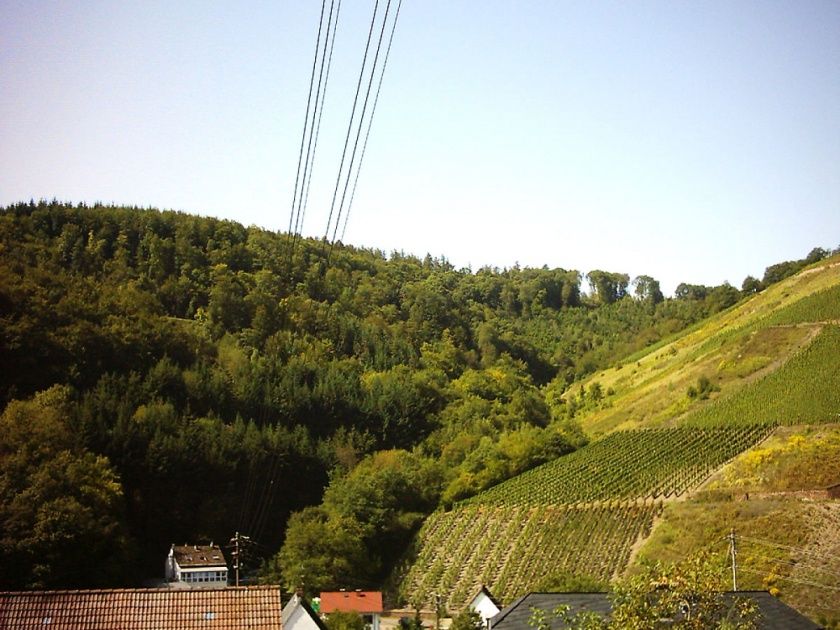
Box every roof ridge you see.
[0,584,282,596]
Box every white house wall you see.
[471,593,501,628]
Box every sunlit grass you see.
[685,325,840,426]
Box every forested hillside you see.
[0,200,830,592]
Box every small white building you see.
[283,593,329,630]
[165,543,229,588]
[469,585,502,629]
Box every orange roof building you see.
[318,591,383,614]
[318,591,383,630]
[0,585,282,629]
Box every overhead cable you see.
[324,0,383,243]
[293,0,338,241]
[738,535,832,564]
[300,0,344,232]
[288,0,329,240]
[740,567,840,592]
[328,0,395,254]
[340,0,404,243]
[240,0,330,543]
[742,551,840,580]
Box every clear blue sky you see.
[2,1,838,294]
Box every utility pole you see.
[728,528,738,592]
[229,531,251,587]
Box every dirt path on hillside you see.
[666,324,823,428]
[745,323,823,387]
[620,509,665,578]
[799,261,840,276]
[727,324,822,392]
[734,489,832,501]
[619,428,780,575]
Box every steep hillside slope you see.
[398,427,769,611]
[398,503,658,610]
[3,202,725,587]
[634,425,840,628]
[397,258,840,624]
[573,259,840,435]
[461,426,771,506]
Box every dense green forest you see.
[0,200,831,591]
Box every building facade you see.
[165,543,229,587]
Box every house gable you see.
[283,593,329,630]
[469,585,502,627]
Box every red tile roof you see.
[319,591,383,614]
[0,586,282,629]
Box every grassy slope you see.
[684,324,840,426]
[398,258,840,621]
[574,257,840,435]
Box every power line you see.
[741,551,840,581]
[324,0,382,243]
[288,0,329,241]
[236,455,261,536]
[738,535,833,564]
[292,0,339,242]
[245,460,274,542]
[339,0,404,243]
[328,0,395,254]
[238,1,336,549]
[238,0,408,565]
[248,432,285,547]
[739,567,840,592]
[300,0,344,233]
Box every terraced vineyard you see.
[763,283,840,326]
[399,426,773,609]
[399,502,659,610]
[686,325,840,427]
[461,426,773,506]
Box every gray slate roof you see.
[490,593,611,629]
[489,591,820,630]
